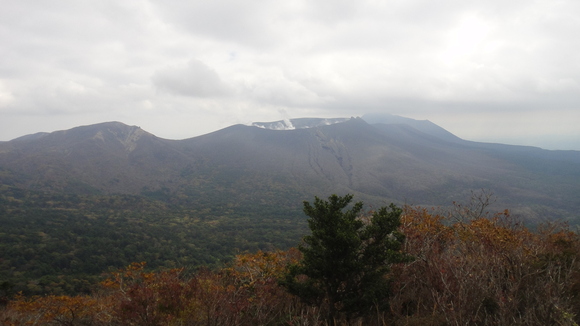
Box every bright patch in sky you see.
[441,15,492,64]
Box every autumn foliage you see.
[2,202,580,325]
[390,206,580,325]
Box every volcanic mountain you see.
[1,114,579,222]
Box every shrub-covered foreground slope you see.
[2,206,579,326]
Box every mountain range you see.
[1,113,579,223]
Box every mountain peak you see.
[361,113,462,143]
[6,121,154,154]
[90,123,148,152]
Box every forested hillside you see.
[0,187,305,296]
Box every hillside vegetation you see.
[2,201,579,326]
[0,187,306,296]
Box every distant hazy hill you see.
[1,115,579,222]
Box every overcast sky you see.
[1,0,579,150]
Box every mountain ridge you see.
[1,115,579,222]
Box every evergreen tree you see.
[281,194,412,324]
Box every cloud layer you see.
[1,0,579,149]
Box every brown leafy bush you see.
[390,205,580,325]
[2,293,112,325]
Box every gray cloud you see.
[149,0,281,48]
[0,0,579,149]
[152,59,231,98]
